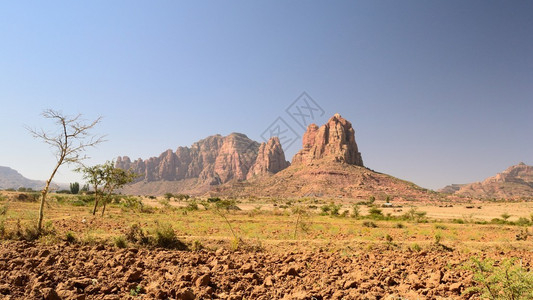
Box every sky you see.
[0,1,531,190]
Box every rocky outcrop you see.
[247,137,290,179]
[292,113,363,166]
[440,163,533,199]
[116,133,289,188]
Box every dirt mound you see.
[214,159,440,202]
[1,240,529,299]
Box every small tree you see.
[70,182,80,194]
[100,162,138,216]
[501,213,511,222]
[77,164,106,215]
[27,109,104,232]
[77,161,137,216]
[80,183,89,193]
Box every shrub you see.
[153,223,187,250]
[175,194,190,201]
[352,204,360,218]
[500,213,511,221]
[411,243,421,252]
[368,206,383,219]
[516,217,531,226]
[208,197,221,203]
[363,221,377,228]
[402,207,427,222]
[125,223,150,245]
[114,236,128,248]
[434,224,447,230]
[385,234,393,243]
[185,201,199,211]
[0,204,7,216]
[464,257,533,299]
[191,240,203,251]
[434,233,442,245]
[65,231,76,243]
[230,237,242,251]
[0,219,5,238]
[130,285,145,296]
[214,199,240,211]
[394,222,405,229]
[320,203,341,216]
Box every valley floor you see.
[1,191,533,299]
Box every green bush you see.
[153,223,187,250]
[130,285,145,296]
[185,201,199,211]
[114,236,128,248]
[191,239,204,251]
[464,257,533,299]
[320,203,341,216]
[411,243,421,252]
[434,224,447,230]
[352,204,360,218]
[0,204,7,216]
[516,217,531,227]
[402,207,427,222]
[65,231,76,243]
[125,223,150,245]
[362,221,377,228]
[394,222,405,229]
[368,206,383,219]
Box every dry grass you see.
[1,190,533,252]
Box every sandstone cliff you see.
[247,137,289,179]
[292,113,363,166]
[116,133,289,194]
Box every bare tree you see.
[27,109,104,233]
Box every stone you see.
[195,274,211,287]
[41,288,60,300]
[449,282,462,293]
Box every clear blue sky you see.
[1,1,531,190]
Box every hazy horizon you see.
[1,1,531,190]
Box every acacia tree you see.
[27,109,104,233]
[76,164,106,215]
[77,161,137,216]
[100,162,137,216]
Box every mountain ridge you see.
[440,163,533,199]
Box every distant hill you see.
[0,166,47,190]
[440,163,533,199]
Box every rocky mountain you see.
[440,163,533,199]
[0,166,47,190]
[116,133,290,195]
[214,114,438,201]
[292,113,363,166]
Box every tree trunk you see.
[38,160,62,233]
[92,187,99,215]
[101,198,107,217]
